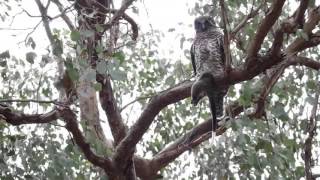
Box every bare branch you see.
[150,102,243,171]
[0,104,58,125]
[51,0,75,31]
[291,56,320,70]
[252,55,320,118]
[219,0,232,72]
[287,6,320,54]
[95,3,139,41]
[251,60,290,118]
[245,0,286,65]
[0,99,57,104]
[230,2,263,38]
[287,32,320,54]
[58,107,115,173]
[106,0,136,29]
[113,81,193,171]
[34,0,55,47]
[97,75,127,146]
[294,0,309,27]
[120,95,153,112]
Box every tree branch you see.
[286,6,320,54]
[95,2,139,41]
[245,0,286,65]
[0,99,58,104]
[0,104,58,125]
[291,56,320,70]
[251,60,291,118]
[230,2,263,38]
[97,74,127,146]
[58,107,116,173]
[113,80,193,171]
[252,55,320,118]
[150,102,244,171]
[219,0,232,72]
[294,0,309,28]
[104,0,136,31]
[51,0,75,31]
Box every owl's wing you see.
[190,44,197,76]
[219,34,225,65]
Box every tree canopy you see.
[0,0,320,179]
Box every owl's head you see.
[194,16,216,33]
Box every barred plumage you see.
[190,16,228,131]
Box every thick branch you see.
[291,56,320,70]
[294,0,309,27]
[0,104,58,125]
[270,0,310,57]
[246,0,286,64]
[287,6,320,54]
[58,107,115,173]
[97,74,127,146]
[150,102,243,171]
[113,81,193,170]
[287,32,320,54]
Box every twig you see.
[17,20,42,45]
[51,0,75,31]
[120,95,153,112]
[230,2,264,38]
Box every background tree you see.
[0,0,320,179]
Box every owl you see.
[190,16,228,131]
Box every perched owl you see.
[190,16,228,131]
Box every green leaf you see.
[67,68,79,81]
[26,52,36,64]
[255,138,273,153]
[112,51,125,63]
[70,30,81,41]
[294,166,305,178]
[306,80,317,90]
[93,82,102,91]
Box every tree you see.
[0,0,320,179]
